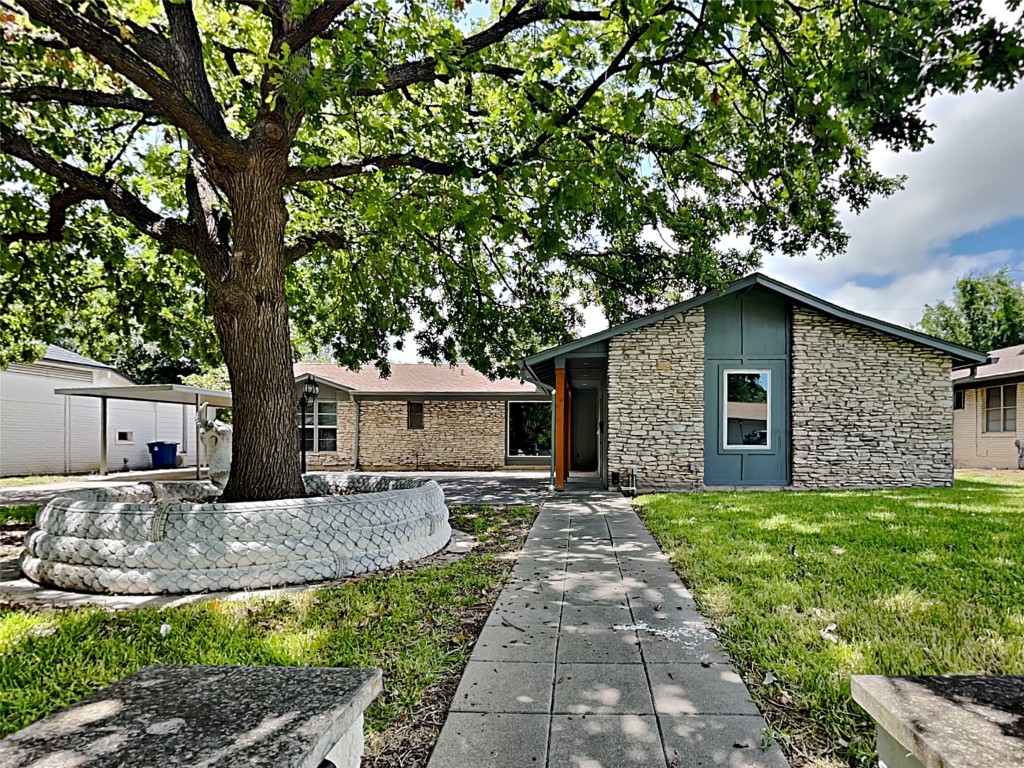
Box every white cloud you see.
[763,84,1024,326]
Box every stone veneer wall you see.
[607,308,705,491]
[354,400,507,470]
[791,307,953,488]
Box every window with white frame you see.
[115,430,134,444]
[985,385,1017,433]
[724,370,770,448]
[299,401,338,452]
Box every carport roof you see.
[54,383,232,408]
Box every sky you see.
[394,2,1024,360]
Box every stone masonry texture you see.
[791,307,953,488]
[607,308,705,491]
[309,399,507,471]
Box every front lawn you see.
[0,504,536,767]
[637,472,1024,768]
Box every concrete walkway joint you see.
[428,492,790,768]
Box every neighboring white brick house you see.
[1,346,198,477]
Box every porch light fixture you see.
[299,374,319,474]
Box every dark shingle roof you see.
[41,345,116,371]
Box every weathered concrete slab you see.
[450,661,553,714]
[427,712,549,768]
[648,663,763,716]
[658,714,790,768]
[557,622,642,664]
[851,675,1024,768]
[472,622,559,662]
[0,665,381,768]
[549,714,668,768]
[553,662,655,714]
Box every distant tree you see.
[181,364,231,392]
[920,268,1024,352]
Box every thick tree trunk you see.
[213,166,304,502]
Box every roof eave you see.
[521,272,987,368]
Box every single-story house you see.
[952,343,1023,469]
[292,363,550,471]
[0,346,200,477]
[520,273,987,492]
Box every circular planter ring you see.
[20,473,451,595]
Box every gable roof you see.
[294,363,543,396]
[952,343,1024,385]
[41,344,117,371]
[522,272,987,371]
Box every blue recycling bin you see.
[147,441,179,470]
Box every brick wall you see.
[309,399,507,471]
[607,308,705,491]
[953,383,1023,469]
[791,307,953,488]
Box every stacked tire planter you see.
[20,473,451,595]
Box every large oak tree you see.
[2,0,1022,500]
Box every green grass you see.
[0,504,537,761]
[0,475,80,488]
[636,473,1024,767]
[0,505,40,525]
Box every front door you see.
[571,388,599,471]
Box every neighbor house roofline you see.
[521,272,987,368]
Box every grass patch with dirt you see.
[0,504,537,767]
[0,475,81,489]
[636,473,1024,767]
[0,505,40,526]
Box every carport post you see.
[99,396,108,475]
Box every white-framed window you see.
[299,401,339,452]
[985,385,1017,433]
[507,401,552,457]
[115,430,134,444]
[723,369,771,449]
[953,390,965,411]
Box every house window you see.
[407,402,424,430]
[298,401,339,452]
[115,430,134,444]
[507,402,552,457]
[724,370,770,448]
[953,390,965,411]
[985,385,1017,433]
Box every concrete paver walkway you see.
[428,493,789,768]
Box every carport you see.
[53,384,232,479]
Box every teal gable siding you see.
[703,289,791,485]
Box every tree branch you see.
[17,0,243,165]
[2,86,161,115]
[2,187,92,244]
[276,0,357,52]
[285,153,456,184]
[162,0,231,137]
[1,123,194,251]
[359,3,604,95]
[285,228,350,262]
